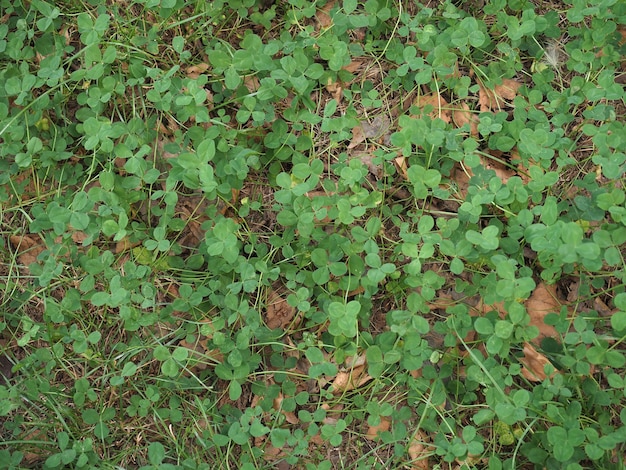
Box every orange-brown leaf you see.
[265,289,297,330]
[525,282,561,344]
[9,235,45,267]
[408,431,431,470]
[478,78,521,110]
[451,101,478,136]
[330,364,372,393]
[365,417,391,441]
[413,93,451,123]
[520,343,555,381]
[316,0,335,29]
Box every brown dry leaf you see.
[395,156,408,180]
[351,152,380,177]
[451,101,478,136]
[321,402,344,425]
[330,364,372,393]
[273,393,300,424]
[473,298,507,318]
[450,162,471,199]
[362,115,391,139]
[520,342,556,381]
[413,93,451,123]
[348,116,391,149]
[342,59,364,74]
[115,237,140,254]
[265,288,297,330]
[70,231,89,244]
[478,78,521,111]
[525,282,561,344]
[348,125,366,149]
[365,416,391,441]
[256,437,286,462]
[186,63,209,79]
[408,430,431,470]
[9,235,45,267]
[325,77,342,102]
[316,0,335,29]
[243,75,260,93]
[481,154,516,184]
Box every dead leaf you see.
[408,430,431,470]
[520,343,556,381]
[351,151,380,177]
[478,78,521,111]
[273,393,299,424]
[451,101,478,136]
[186,63,209,79]
[348,116,391,150]
[394,156,408,180]
[525,282,562,344]
[321,402,344,425]
[413,93,451,123]
[330,363,372,393]
[9,235,45,267]
[342,59,364,74]
[70,231,89,244]
[481,153,517,184]
[325,76,342,102]
[365,417,391,441]
[316,1,335,29]
[265,288,297,330]
[348,125,366,149]
[362,115,391,139]
[115,237,140,254]
[243,75,260,93]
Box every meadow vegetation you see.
[1,0,626,468]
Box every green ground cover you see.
[1,0,626,468]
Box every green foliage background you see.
[0,0,625,468]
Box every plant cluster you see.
[0,0,625,468]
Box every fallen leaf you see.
[273,393,299,424]
[316,0,335,29]
[342,58,364,74]
[243,75,260,93]
[348,116,391,149]
[9,235,45,267]
[321,402,344,425]
[362,115,391,139]
[481,152,517,184]
[394,155,408,180]
[450,162,471,198]
[451,101,479,136]
[265,288,297,330]
[347,125,366,149]
[325,76,342,102]
[186,63,209,79]
[478,78,521,111]
[330,364,372,393]
[365,417,391,441]
[413,93,451,123]
[70,230,89,244]
[520,342,555,381]
[351,151,380,177]
[525,282,561,344]
[408,430,431,470]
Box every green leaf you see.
[148,442,165,465]
[494,320,513,339]
[229,380,242,400]
[161,358,179,377]
[121,362,137,377]
[475,317,494,335]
